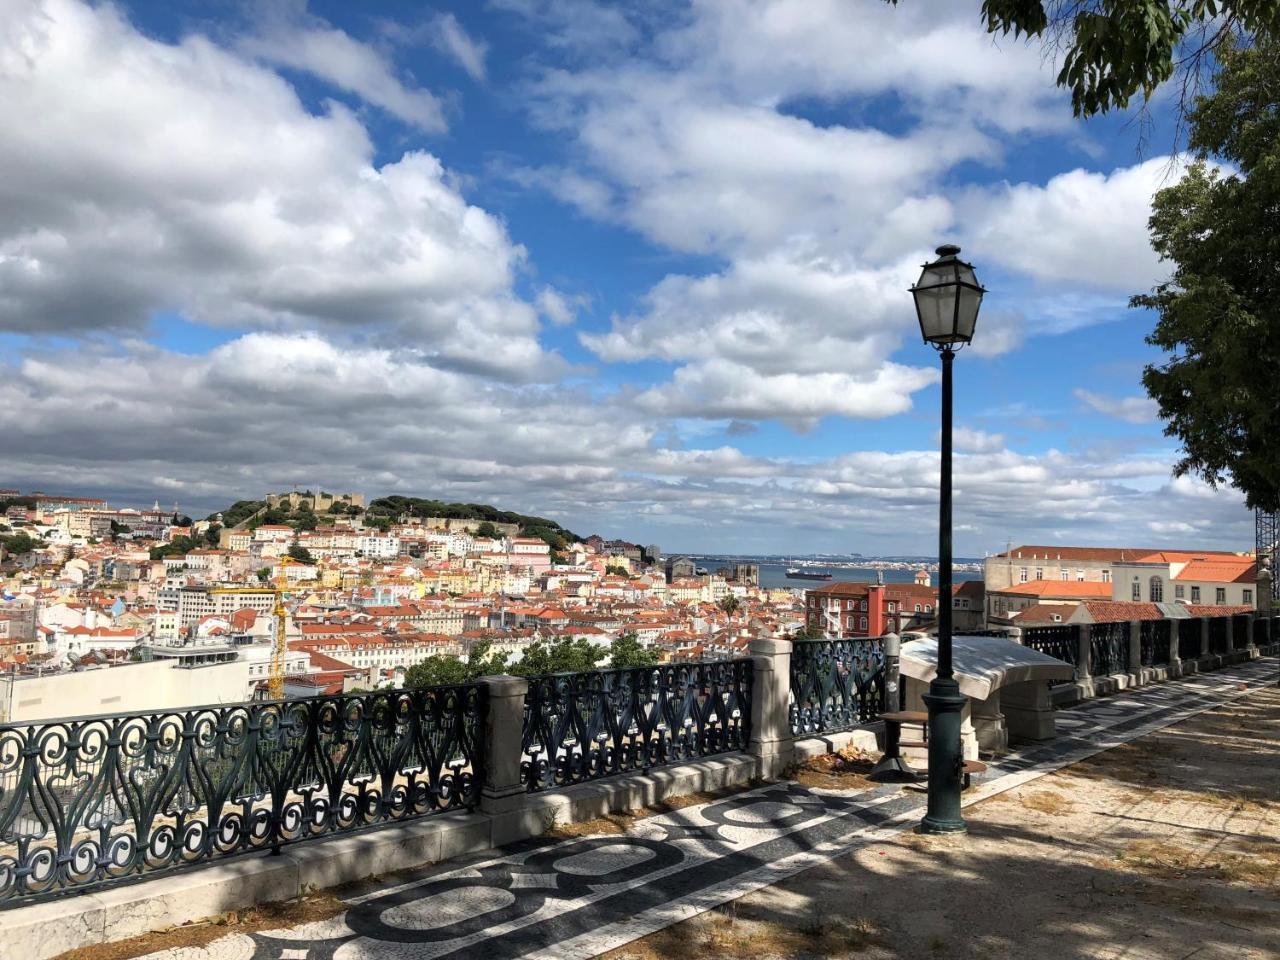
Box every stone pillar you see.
[1128,620,1142,681]
[1199,617,1211,660]
[1005,625,1023,646]
[1075,624,1092,682]
[478,674,529,818]
[1244,613,1257,653]
[1224,615,1234,656]
[1168,618,1182,670]
[748,635,794,779]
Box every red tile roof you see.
[997,580,1113,599]
[1172,559,1257,584]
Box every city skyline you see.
[0,0,1256,555]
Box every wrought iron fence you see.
[1256,616,1272,647]
[1232,614,1252,650]
[0,684,485,906]
[520,660,752,793]
[1089,621,1130,676]
[1208,616,1231,656]
[1179,619,1203,660]
[788,638,886,735]
[1022,625,1077,685]
[1140,619,1171,667]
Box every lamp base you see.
[919,675,968,836]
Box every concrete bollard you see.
[748,635,794,779]
[477,674,530,818]
[1128,620,1142,681]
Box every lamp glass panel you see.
[954,284,983,341]
[913,285,957,342]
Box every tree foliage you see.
[403,634,660,688]
[404,639,510,687]
[892,1,1280,119]
[1,532,45,557]
[287,543,315,564]
[609,632,659,669]
[1134,38,1280,510]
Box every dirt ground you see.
[606,685,1280,960]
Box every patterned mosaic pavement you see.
[136,658,1279,960]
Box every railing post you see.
[478,675,529,821]
[1199,616,1211,660]
[1075,624,1092,682]
[1128,620,1141,679]
[748,635,794,779]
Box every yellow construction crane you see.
[209,556,294,700]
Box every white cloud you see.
[968,158,1183,291]
[951,427,1006,453]
[241,8,447,131]
[1074,389,1160,424]
[536,286,587,327]
[428,12,488,81]
[0,0,556,379]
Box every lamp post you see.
[910,243,985,834]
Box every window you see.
[924,604,932,613]
[1035,567,1043,580]
[1132,581,1141,601]
[1019,567,1028,583]
[1077,569,1085,581]
[915,603,922,612]
[1216,587,1226,604]
[1191,586,1201,603]
[1244,589,1253,604]
[859,616,867,630]
[888,602,896,613]
[1102,570,1111,583]
[1174,584,1185,599]
[1149,577,1163,602]
[1061,570,1070,581]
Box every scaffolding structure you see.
[1258,509,1279,601]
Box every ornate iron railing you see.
[1089,621,1130,676]
[1179,619,1203,660]
[788,638,886,735]
[1232,614,1252,650]
[1022,625,1077,685]
[1256,616,1272,647]
[1140,619,1170,667]
[1208,616,1231,655]
[0,684,485,906]
[520,660,752,793]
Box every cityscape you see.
[2,2,1278,960]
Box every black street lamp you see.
[910,243,985,834]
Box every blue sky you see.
[0,0,1255,556]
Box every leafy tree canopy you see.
[609,632,659,669]
[287,543,314,564]
[2,532,45,557]
[892,1,1280,119]
[1134,38,1280,510]
[404,639,510,687]
[365,496,578,549]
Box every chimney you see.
[868,584,886,637]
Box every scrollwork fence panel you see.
[788,638,885,735]
[1140,619,1170,667]
[1089,621,1130,676]
[520,659,752,793]
[1208,616,1231,655]
[1232,614,1251,650]
[1022,626,1077,685]
[0,684,485,906]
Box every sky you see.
[0,0,1257,556]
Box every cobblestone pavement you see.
[133,658,1279,960]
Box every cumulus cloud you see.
[1074,389,1160,424]
[241,5,447,131]
[967,158,1183,292]
[0,0,554,379]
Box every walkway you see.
[88,658,1280,960]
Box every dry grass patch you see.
[791,747,878,792]
[603,902,883,959]
[549,787,753,838]
[51,892,347,960]
[1020,790,1075,816]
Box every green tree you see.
[891,1,1280,119]
[404,639,510,688]
[720,595,741,617]
[2,532,44,556]
[605,564,629,577]
[256,567,271,583]
[287,543,314,564]
[1135,38,1280,510]
[474,520,499,538]
[609,632,659,669]
[203,524,222,546]
[509,636,605,676]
